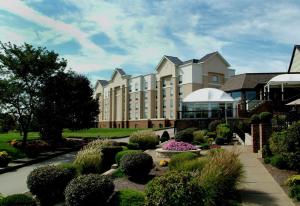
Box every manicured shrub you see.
[27,165,76,206]
[65,174,114,206]
[193,130,208,143]
[111,189,145,206]
[0,194,37,206]
[115,150,142,165]
[101,146,123,170]
[208,120,223,132]
[120,153,153,178]
[281,123,300,170]
[200,143,210,150]
[162,140,197,151]
[269,131,286,155]
[160,131,170,143]
[145,171,205,206]
[0,151,10,167]
[259,112,272,124]
[215,137,226,145]
[74,139,117,174]
[264,157,271,164]
[216,123,233,142]
[56,163,79,178]
[286,175,300,201]
[250,114,260,124]
[169,152,198,170]
[196,149,243,205]
[127,143,139,150]
[129,131,159,150]
[174,129,194,142]
[262,144,272,158]
[270,154,287,169]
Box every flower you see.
[162,140,197,151]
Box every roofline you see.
[200,51,231,67]
[288,45,300,73]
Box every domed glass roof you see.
[183,88,234,103]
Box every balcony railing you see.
[177,109,234,119]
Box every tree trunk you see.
[22,129,28,147]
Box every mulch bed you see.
[260,158,300,206]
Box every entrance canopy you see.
[286,98,300,106]
[266,74,300,86]
[181,88,236,119]
[183,88,234,103]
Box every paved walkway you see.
[0,152,76,195]
[0,128,174,195]
[226,145,295,206]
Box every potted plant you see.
[0,151,11,167]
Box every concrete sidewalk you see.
[226,146,295,206]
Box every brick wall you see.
[251,124,260,153]
[259,123,272,156]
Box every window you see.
[170,99,173,108]
[179,86,183,95]
[211,75,219,83]
[170,110,174,118]
[163,99,166,108]
[162,88,166,97]
[170,81,173,86]
[179,75,182,84]
[144,81,148,90]
[135,82,138,91]
[163,111,166,118]
[162,79,166,87]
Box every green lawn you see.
[0,128,146,158]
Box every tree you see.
[37,72,99,141]
[0,42,67,145]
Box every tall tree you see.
[0,42,67,145]
[37,72,99,141]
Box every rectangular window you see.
[162,79,166,87]
[211,75,219,83]
[170,110,174,118]
[179,75,182,84]
[170,99,173,108]
[163,99,166,108]
[144,81,148,90]
[170,87,174,96]
[179,86,183,95]
[135,82,138,91]
[163,111,166,118]
[163,88,166,97]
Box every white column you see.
[281,83,284,101]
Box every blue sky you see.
[0,0,300,84]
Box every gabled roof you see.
[221,73,284,92]
[94,79,108,90]
[164,56,182,65]
[199,51,230,66]
[155,55,182,71]
[110,68,127,80]
[288,45,300,73]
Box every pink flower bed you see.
[162,140,197,151]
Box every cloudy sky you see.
[0,0,300,84]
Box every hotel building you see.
[94,51,235,128]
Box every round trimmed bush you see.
[193,130,208,143]
[160,131,170,143]
[27,165,76,206]
[270,154,287,169]
[0,194,36,206]
[215,137,226,145]
[65,174,114,206]
[120,153,153,178]
[115,150,142,165]
[145,171,205,206]
[259,112,272,123]
[175,129,193,143]
[208,120,223,132]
